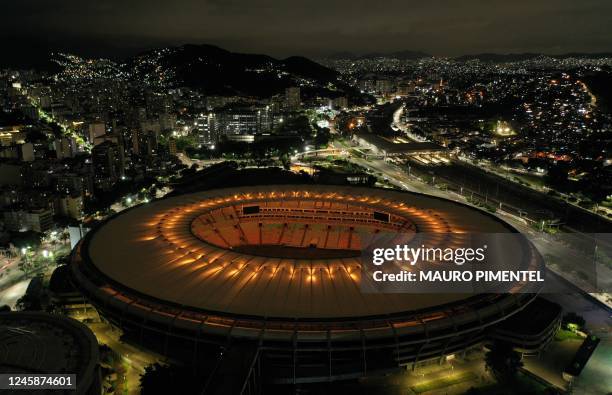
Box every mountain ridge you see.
[127,44,346,97]
[326,50,612,62]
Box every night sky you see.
[3,0,612,62]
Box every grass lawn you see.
[554,329,584,341]
[411,371,478,394]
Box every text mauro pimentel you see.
[369,244,544,283]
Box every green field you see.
[411,371,478,393]
[554,329,584,342]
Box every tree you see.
[313,127,331,148]
[545,162,570,189]
[485,341,523,383]
[25,129,49,143]
[10,231,43,249]
[562,312,586,331]
[99,344,119,365]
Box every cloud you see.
[1,0,611,58]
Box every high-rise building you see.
[0,127,25,146]
[91,141,125,190]
[285,87,301,111]
[215,106,271,141]
[88,122,106,145]
[332,96,349,110]
[54,172,93,197]
[54,137,75,160]
[139,119,161,138]
[39,95,52,109]
[0,142,34,162]
[396,81,416,96]
[358,79,376,93]
[2,207,54,232]
[168,138,177,156]
[20,142,34,162]
[375,79,394,95]
[195,114,217,146]
[134,130,158,158]
[20,104,38,119]
[55,193,83,220]
[159,112,177,131]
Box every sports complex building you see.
[0,312,101,394]
[70,185,557,389]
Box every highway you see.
[387,99,611,231]
[406,158,612,233]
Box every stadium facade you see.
[71,185,552,385]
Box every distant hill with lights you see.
[327,50,612,62]
[3,43,361,99]
[455,52,612,62]
[129,44,357,97]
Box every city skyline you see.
[1,2,611,393]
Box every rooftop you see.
[84,185,527,320]
[0,312,98,390]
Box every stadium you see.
[0,312,101,394]
[71,184,545,385]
